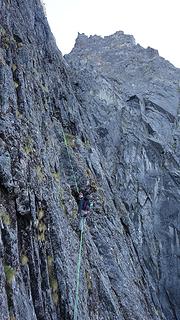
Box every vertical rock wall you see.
[0,1,180,320]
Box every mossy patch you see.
[2,33,11,48]
[47,256,53,268]
[4,265,16,284]
[38,232,45,242]
[50,278,59,305]
[0,211,11,225]
[83,138,91,149]
[16,109,22,119]
[12,64,17,72]
[72,208,77,218]
[38,220,46,242]
[52,171,60,182]
[36,165,45,181]
[85,270,93,291]
[52,292,59,305]
[38,221,46,233]
[37,208,44,220]
[50,278,58,292]
[47,256,59,306]
[23,138,33,155]
[86,168,92,177]
[64,133,76,148]
[58,186,66,210]
[14,81,19,89]
[21,255,28,266]
[23,144,32,155]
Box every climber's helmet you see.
[79,192,84,199]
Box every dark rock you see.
[0,150,14,191]
[0,1,180,320]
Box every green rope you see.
[61,126,85,319]
[73,218,85,320]
[62,129,79,193]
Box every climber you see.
[78,191,93,231]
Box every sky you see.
[43,0,180,68]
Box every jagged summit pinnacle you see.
[68,30,163,65]
[67,30,162,71]
[66,30,179,117]
[74,31,136,49]
[1,1,180,319]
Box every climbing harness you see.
[73,218,85,320]
[62,127,79,193]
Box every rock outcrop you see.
[0,1,180,320]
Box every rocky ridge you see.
[0,1,180,320]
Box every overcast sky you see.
[44,0,180,68]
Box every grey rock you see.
[65,32,180,320]
[0,151,14,191]
[16,189,31,216]
[0,1,180,320]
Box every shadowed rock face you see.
[65,33,180,320]
[0,1,180,320]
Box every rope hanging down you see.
[61,125,84,319]
[62,128,79,194]
[73,219,85,320]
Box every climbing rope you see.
[73,218,85,320]
[61,125,88,319]
[61,125,84,319]
[61,127,79,193]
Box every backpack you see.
[82,198,94,211]
[82,199,90,211]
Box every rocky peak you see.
[66,31,180,118]
[0,1,180,320]
[74,31,136,50]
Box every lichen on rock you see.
[0,1,180,320]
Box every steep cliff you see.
[0,1,180,320]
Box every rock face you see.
[0,1,180,320]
